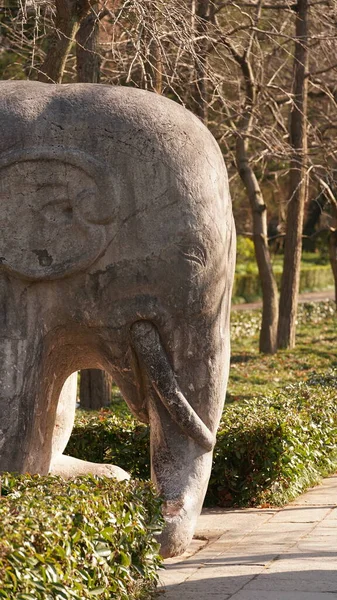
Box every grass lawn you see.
[228,301,337,402]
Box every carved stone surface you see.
[0,81,236,558]
[0,148,113,280]
[50,373,130,481]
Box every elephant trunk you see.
[130,320,220,558]
[130,321,214,451]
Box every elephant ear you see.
[0,148,116,280]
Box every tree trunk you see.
[76,5,101,83]
[236,143,279,353]
[230,1,279,354]
[76,5,111,413]
[277,0,309,350]
[329,228,337,306]
[80,370,112,410]
[143,37,163,93]
[192,0,211,124]
[38,0,89,83]
[141,5,163,94]
[302,193,327,252]
[328,200,337,306]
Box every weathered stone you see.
[0,81,235,557]
[50,454,130,481]
[51,372,78,458]
[50,372,130,481]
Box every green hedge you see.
[65,369,337,509]
[233,264,333,303]
[0,475,163,600]
[207,373,337,506]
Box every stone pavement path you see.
[232,289,334,312]
[158,474,337,600]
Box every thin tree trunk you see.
[80,369,112,410]
[229,0,279,353]
[38,0,89,83]
[192,0,211,124]
[76,5,101,83]
[236,145,279,353]
[328,200,337,306]
[329,227,337,306]
[144,37,163,93]
[302,193,327,252]
[150,38,163,94]
[76,6,107,408]
[277,0,309,349]
[142,4,163,94]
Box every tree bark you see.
[76,5,101,83]
[38,0,89,83]
[141,5,163,94]
[229,0,279,353]
[80,369,112,410]
[236,145,279,353]
[277,0,309,349]
[143,37,163,93]
[302,193,327,252]
[192,0,211,124]
[76,4,112,413]
[328,199,337,307]
[329,227,337,306]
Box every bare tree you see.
[76,1,114,410]
[38,0,91,83]
[277,0,309,349]
[191,0,214,124]
[76,3,102,83]
[329,224,337,305]
[221,2,279,353]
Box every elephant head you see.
[0,81,236,558]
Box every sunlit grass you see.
[228,301,337,402]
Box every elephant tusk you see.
[130,321,214,452]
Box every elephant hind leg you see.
[130,320,214,452]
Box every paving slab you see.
[159,474,337,600]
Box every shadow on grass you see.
[231,354,258,365]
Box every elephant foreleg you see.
[49,373,129,481]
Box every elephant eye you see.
[178,243,207,268]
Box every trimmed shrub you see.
[0,474,163,599]
[207,373,337,507]
[233,263,333,303]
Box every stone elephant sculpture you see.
[0,81,236,558]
